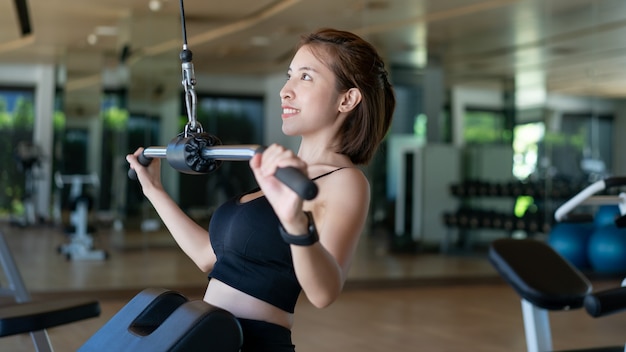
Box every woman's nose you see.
[279,81,292,100]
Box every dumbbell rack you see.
[442,179,584,252]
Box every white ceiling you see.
[2,0,626,100]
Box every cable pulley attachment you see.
[175,0,200,136]
[180,45,201,136]
[167,132,222,174]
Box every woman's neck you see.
[297,141,352,170]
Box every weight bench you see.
[0,230,101,351]
[0,298,100,340]
[80,288,243,351]
[1,229,242,351]
[489,238,626,352]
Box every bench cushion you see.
[0,299,101,337]
[489,238,592,310]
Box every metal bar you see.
[0,231,31,302]
[200,145,259,161]
[142,147,167,159]
[554,180,606,221]
[142,144,260,161]
[137,144,318,200]
[31,330,54,352]
[521,299,552,352]
[0,231,55,351]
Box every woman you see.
[127,28,395,351]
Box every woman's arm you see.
[249,145,369,307]
[127,149,217,272]
[290,168,369,308]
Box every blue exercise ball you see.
[594,205,620,228]
[588,224,626,274]
[548,222,594,269]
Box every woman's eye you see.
[301,73,311,81]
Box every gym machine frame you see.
[54,172,107,261]
[127,0,317,201]
[0,230,101,351]
[490,176,626,352]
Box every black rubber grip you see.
[275,167,318,200]
[604,177,626,189]
[254,146,318,200]
[128,153,153,180]
[584,286,626,318]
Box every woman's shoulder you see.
[313,166,369,200]
[310,166,370,234]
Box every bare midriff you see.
[203,278,294,329]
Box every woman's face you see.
[279,45,343,137]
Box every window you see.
[464,108,512,145]
[0,87,35,218]
[513,122,545,180]
[542,113,613,183]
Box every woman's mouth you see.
[282,108,300,118]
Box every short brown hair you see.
[298,28,395,165]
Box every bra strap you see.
[311,167,346,181]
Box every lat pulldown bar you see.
[128,133,318,201]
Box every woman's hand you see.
[249,144,309,228]
[126,147,217,271]
[126,147,163,195]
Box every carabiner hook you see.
[181,46,202,137]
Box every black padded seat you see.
[80,288,242,352]
[0,298,101,337]
[489,238,592,310]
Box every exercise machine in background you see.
[11,141,44,227]
[54,172,108,261]
[489,176,626,352]
[0,230,101,351]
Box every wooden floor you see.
[1,221,625,351]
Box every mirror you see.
[6,0,625,294]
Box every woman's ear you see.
[338,88,362,113]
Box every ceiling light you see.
[95,26,118,36]
[251,36,270,46]
[149,0,162,12]
[87,34,98,45]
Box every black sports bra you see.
[208,168,345,313]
